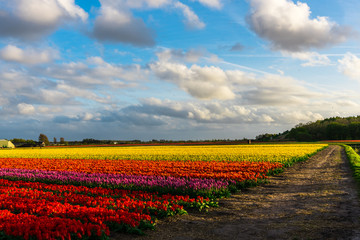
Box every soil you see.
[112,145,360,240]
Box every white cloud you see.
[17,103,35,115]
[38,89,70,105]
[119,96,333,127]
[56,83,111,104]
[14,0,87,24]
[83,113,94,121]
[125,98,254,123]
[0,55,149,121]
[86,56,106,65]
[0,0,87,40]
[0,70,45,97]
[174,1,205,30]
[91,0,206,45]
[46,57,146,86]
[15,0,64,25]
[283,51,331,67]
[335,100,359,107]
[192,0,222,9]
[338,52,360,81]
[56,0,88,21]
[248,0,351,52]
[151,60,235,100]
[151,49,322,102]
[241,74,320,106]
[0,45,58,64]
[120,0,171,9]
[276,111,324,124]
[156,47,221,64]
[125,0,207,30]
[37,106,63,114]
[259,114,274,123]
[156,48,204,63]
[92,3,155,46]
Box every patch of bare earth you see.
[113,145,360,240]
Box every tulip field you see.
[0,143,327,239]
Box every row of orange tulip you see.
[0,157,283,182]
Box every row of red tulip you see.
[0,178,211,239]
[0,209,109,240]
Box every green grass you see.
[341,144,360,186]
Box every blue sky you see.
[1,0,360,141]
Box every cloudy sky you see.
[1,0,360,141]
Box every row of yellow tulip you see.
[0,143,327,163]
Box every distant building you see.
[0,139,15,148]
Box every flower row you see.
[0,178,212,239]
[0,144,328,162]
[0,209,109,240]
[0,168,231,197]
[0,178,209,211]
[0,158,284,182]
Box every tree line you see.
[286,116,360,141]
[11,134,66,147]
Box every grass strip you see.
[341,144,360,186]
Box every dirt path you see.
[113,145,360,240]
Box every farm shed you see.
[0,139,15,148]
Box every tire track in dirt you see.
[113,145,360,240]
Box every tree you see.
[60,137,65,144]
[288,127,312,141]
[326,122,346,140]
[11,138,26,144]
[82,138,101,144]
[11,138,36,147]
[38,133,50,146]
[349,122,360,139]
[53,137,57,144]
